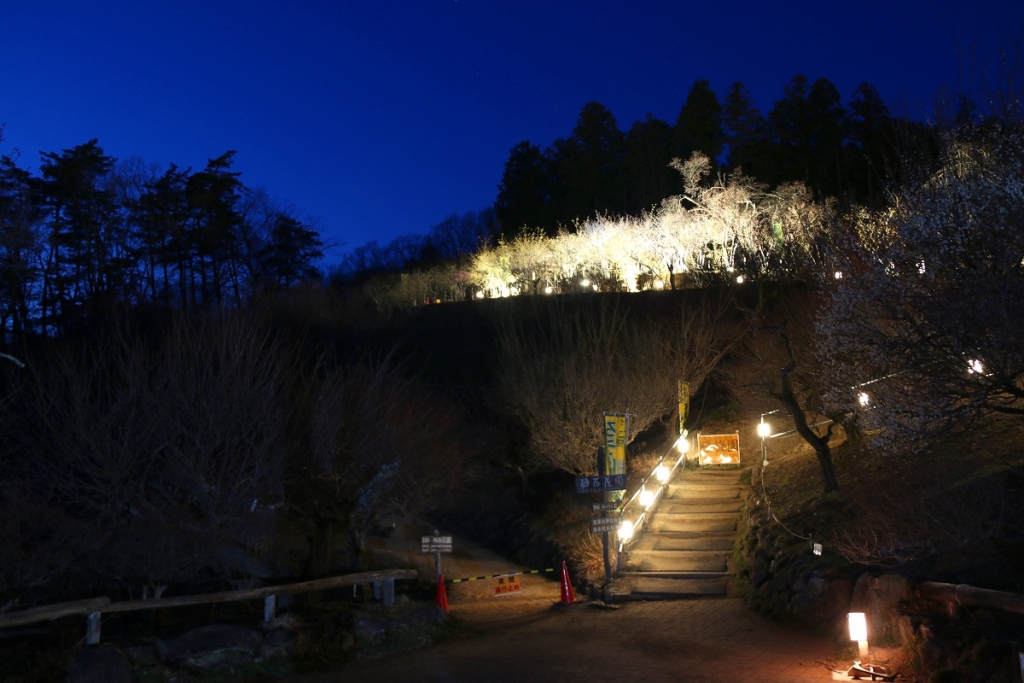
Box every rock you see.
[752,554,772,588]
[354,615,390,643]
[159,623,262,671]
[850,573,912,643]
[917,634,944,670]
[121,642,160,667]
[66,644,133,683]
[787,576,852,624]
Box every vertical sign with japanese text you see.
[603,412,627,502]
[678,382,690,434]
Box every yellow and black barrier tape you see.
[449,568,555,583]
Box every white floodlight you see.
[618,520,634,541]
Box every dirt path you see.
[291,587,843,682]
[289,516,846,682]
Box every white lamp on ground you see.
[757,418,771,466]
[848,612,869,663]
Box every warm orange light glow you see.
[848,612,867,641]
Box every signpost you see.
[574,474,627,494]
[603,413,628,502]
[575,428,631,585]
[420,535,453,553]
[678,381,690,434]
[421,530,452,580]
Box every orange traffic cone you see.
[435,574,450,613]
[559,561,577,605]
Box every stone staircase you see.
[608,467,749,601]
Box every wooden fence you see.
[916,581,1024,617]
[0,568,419,645]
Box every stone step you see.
[658,501,744,514]
[624,552,728,574]
[649,518,737,534]
[606,576,729,601]
[664,487,744,500]
[675,481,743,489]
[651,509,741,520]
[682,471,744,481]
[629,535,736,553]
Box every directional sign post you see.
[597,447,613,584]
[420,535,453,553]
[575,444,629,586]
[422,529,452,580]
[574,474,627,494]
[590,517,619,533]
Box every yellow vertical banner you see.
[678,381,690,434]
[603,413,628,502]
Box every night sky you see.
[2,1,1021,263]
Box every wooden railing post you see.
[85,611,101,645]
[263,595,276,624]
[0,569,419,636]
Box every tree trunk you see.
[305,517,342,579]
[779,370,839,493]
[304,515,344,608]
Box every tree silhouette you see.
[496,141,552,239]
[674,79,724,164]
[37,140,123,333]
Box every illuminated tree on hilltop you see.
[818,122,1024,451]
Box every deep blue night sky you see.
[2,1,1021,262]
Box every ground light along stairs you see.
[610,467,749,601]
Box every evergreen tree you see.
[496,141,552,239]
[623,114,677,213]
[135,164,193,305]
[38,140,119,332]
[847,82,894,205]
[722,81,772,178]
[0,154,43,335]
[556,101,624,223]
[185,151,243,306]
[674,79,724,163]
[260,212,323,289]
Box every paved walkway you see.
[290,514,849,683]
